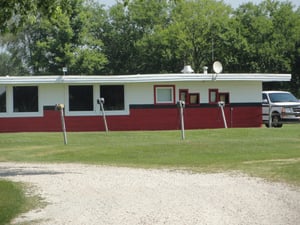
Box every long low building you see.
[0,73,291,132]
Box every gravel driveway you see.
[1,162,299,225]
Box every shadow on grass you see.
[0,166,65,177]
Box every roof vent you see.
[203,66,208,74]
[181,65,194,73]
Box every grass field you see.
[0,180,41,225]
[1,125,299,184]
[0,180,25,225]
[0,125,299,224]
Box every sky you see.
[98,0,300,9]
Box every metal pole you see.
[230,107,233,128]
[179,102,185,140]
[60,108,68,145]
[100,102,108,133]
[268,104,272,128]
[218,102,227,128]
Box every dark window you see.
[269,92,298,103]
[69,85,94,111]
[219,92,230,104]
[179,89,189,104]
[0,86,6,112]
[13,86,38,112]
[262,93,268,103]
[100,85,124,110]
[189,93,200,104]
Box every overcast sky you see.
[98,0,300,9]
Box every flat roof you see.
[0,73,291,85]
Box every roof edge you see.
[0,73,291,84]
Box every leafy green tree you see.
[233,1,299,72]
[100,1,141,74]
[0,0,59,33]
[4,0,107,75]
[233,0,300,94]
[130,0,176,73]
[159,0,233,73]
[0,52,28,76]
[113,0,234,74]
[67,0,108,74]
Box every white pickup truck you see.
[262,91,300,127]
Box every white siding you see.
[176,81,262,103]
[41,84,66,106]
[126,83,154,105]
[1,80,263,118]
[124,81,262,105]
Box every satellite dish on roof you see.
[213,61,223,74]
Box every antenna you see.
[213,61,223,74]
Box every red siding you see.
[0,105,262,132]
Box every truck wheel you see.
[272,114,283,128]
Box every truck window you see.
[269,93,298,103]
[262,93,268,103]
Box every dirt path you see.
[1,162,299,225]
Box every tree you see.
[0,0,59,33]
[129,0,175,73]
[100,1,142,75]
[114,0,234,74]
[0,52,28,76]
[160,0,233,73]
[233,0,300,95]
[4,0,107,75]
[233,0,299,72]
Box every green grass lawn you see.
[0,180,41,225]
[0,125,299,224]
[1,125,299,183]
[0,180,25,225]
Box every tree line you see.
[0,0,299,96]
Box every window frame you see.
[219,92,230,104]
[13,86,39,113]
[154,85,175,104]
[189,93,200,105]
[0,86,7,113]
[100,85,125,111]
[68,85,94,112]
[179,89,189,105]
[209,89,219,104]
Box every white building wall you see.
[126,83,154,105]
[1,80,263,118]
[208,81,262,103]
[222,81,262,103]
[40,84,66,106]
[125,81,262,105]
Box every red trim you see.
[153,85,176,105]
[0,105,262,132]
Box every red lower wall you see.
[0,105,262,132]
